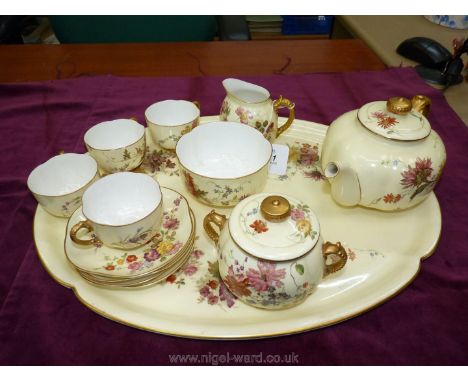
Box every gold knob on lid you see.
[386,97,412,115]
[260,195,291,222]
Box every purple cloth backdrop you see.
[0,68,467,365]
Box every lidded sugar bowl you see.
[203,193,347,310]
[321,95,446,211]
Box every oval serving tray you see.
[33,116,442,339]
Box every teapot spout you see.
[324,162,361,207]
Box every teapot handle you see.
[273,96,296,137]
[322,241,347,276]
[203,210,227,244]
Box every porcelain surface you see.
[85,119,146,173]
[176,121,271,206]
[73,172,163,249]
[220,78,295,142]
[206,193,339,310]
[146,100,200,150]
[33,116,442,339]
[321,100,446,211]
[66,188,193,278]
[27,153,99,217]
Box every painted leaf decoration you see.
[295,264,304,275]
[208,261,221,278]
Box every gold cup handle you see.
[192,100,201,110]
[273,95,296,138]
[203,210,227,244]
[322,241,347,276]
[70,220,101,246]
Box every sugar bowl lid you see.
[357,95,432,141]
[229,193,320,261]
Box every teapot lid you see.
[357,97,431,141]
[229,193,320,261]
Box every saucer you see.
[74,209,196,287]
[76,236,194,289]
[65,187,194,278]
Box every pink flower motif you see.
[400,157,433,189]
[191,249,204,259]
[235,107,253,124]
[371,111,386,119]
[168,241,183,255]
[207,294,219,305]
[174,197,181,206]
[163,217,180,230]
[290,208,305,221]
[128,261,143,271]
[144,249,160,262]
[246,261,286,292]
[199,286,211,297]
[183,264,198,276]
[347,248,357,261]
[304,170,325,181]
[299,144,319,165]
[219,281,236,308]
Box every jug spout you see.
[324,162,361,207]
[222,78,270,104]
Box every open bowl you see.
[27,153,99,217]
[176,121,272,207]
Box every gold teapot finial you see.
[386,97,412,115]
[411,95,431,117]
[260,195,291,222]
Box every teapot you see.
[203,193,347,310]
[220,78,296,142]
[321,96,446,211]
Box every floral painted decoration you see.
[400,157,437,200]
[289,203,317,241]
[182,170,252,207]
[95,195,184,274]
[274,142,324,182]
[164,245,238,309]
[371,156,442,207]
[140,147,179,176]
[371,111,399,129]
[249,219,268,234]
[221,253,311,308]
[61,196,81,214]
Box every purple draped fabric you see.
[0,68,467,365]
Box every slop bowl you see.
[176,121,272,207]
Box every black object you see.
[217,16,250,41]
[397,37,452,70]
[398,36,467,89]
[0,16,24,44]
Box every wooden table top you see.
[0,40,385,82]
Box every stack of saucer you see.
[65,187,195,288]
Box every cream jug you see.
[220,78,295,142]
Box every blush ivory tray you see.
[33,116,442,339]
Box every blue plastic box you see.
[282,16,334,35]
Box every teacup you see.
[70,172,163,249]
[27,153,99,217]
[145,100,200,150]
[84,119,146,174]
[176,121,272,207]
